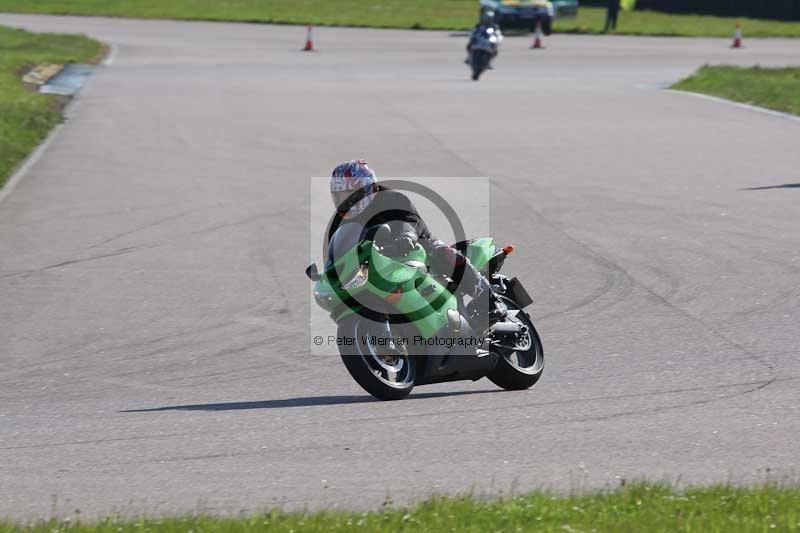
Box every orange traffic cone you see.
[530,20,545,49]
[302,24,314,51]
[731,22,742,48]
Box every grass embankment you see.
[2,484,800,532]
[559,8,800,37]
[673,65,800,116]
[0,25,101,188]
[1,0,800,37]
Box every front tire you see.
[338,316,415,400]
[471,50,488,81]
[487,297,544,390]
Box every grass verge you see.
[2,484,800,532]
[1,1,800,37]
[672,65,800,116]
[0,25,101,189]
[557,8,800,37]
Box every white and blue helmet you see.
[330,159,378,218]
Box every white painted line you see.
[0,74,91,205]
[0,42,116,204]
[665,89,800,123]
[646,83,800,123]
[103,43,118,66]
[635,82,671,90]
[0,123,64,206]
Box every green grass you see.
[557,8,800,37]
[3,484,800,532]
[673,65,800,116]
[1,0,800,37]
[0,25,101,188]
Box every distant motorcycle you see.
[468,26,502,81]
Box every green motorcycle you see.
[306,223,544,400]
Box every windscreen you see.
[326,222,364,269]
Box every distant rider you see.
[465,9,503,67]
[327,159,506,327]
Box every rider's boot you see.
[462,265,506,332]
[475,277,506,321]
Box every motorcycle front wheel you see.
[337,316,415,400]
[471,50,489,81]
[487,297,545,390]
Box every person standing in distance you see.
[604,0,620,32]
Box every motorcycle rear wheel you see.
[337,316,415,400]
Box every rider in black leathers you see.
[328,160,506,327]
[465,9,503,67]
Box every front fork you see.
[366,316,411,363]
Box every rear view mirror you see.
[305,263,321,281]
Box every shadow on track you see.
[743,183,800,190]
[122,389,500,413]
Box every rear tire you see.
[487,298,544,391]
[338,316,415,400]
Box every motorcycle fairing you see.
[315,236,500,338]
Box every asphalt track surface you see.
[1,14,799,520]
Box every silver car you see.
[480,0,578,34]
